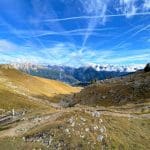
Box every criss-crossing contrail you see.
[44,12,150,22]
[130,24,150,38]
[33,28,115,37]
[112,24,150,50]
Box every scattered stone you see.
[100,127,105,133]
[99,119,103,123]
[80,134,85,138]
[80,117,86,122]
[102,96,106,99]
[17,128,25,132]
[68,117,74,124]
[65,128,70,134]
[92,111,101,117]
[97,135,104,142]
[93,125,98,130]
[48,136,53,145]
[71,122,75,127]
[22,137,25,141]
[43,140,49,145]
[85,128,89,132]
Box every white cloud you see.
[0,39,149,66]
[119,0,137,17]
[81,0,108,17]
[32,42,114,66]
[109,53,150,64]
[0,40,19,51]
[143,0,150,10]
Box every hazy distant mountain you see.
[11,63,144,85]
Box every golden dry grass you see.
[0,65,80,110]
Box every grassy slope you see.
[0,65,80,110]
[23,110,150,150]
[0,84,45,110]
[73,71,150,106]
[0,138,46,150]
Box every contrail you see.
[81,19,97,48]
[130,24,150,38]
[33,28,116,37]
[112,24,150,50]
[44,12,150,22]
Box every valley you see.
[0,64,150,149]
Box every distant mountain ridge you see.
[11,63,145,85]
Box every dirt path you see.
[0,105,149,139]
[97,110,150,118]
[65,105,150,119]
[0,112,62,138]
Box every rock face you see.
[144,63,150,72]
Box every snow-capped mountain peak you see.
[11,63,145,72]
[88,63,145,72]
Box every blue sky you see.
[0,0,150,66]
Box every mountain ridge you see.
[10,63,145,85]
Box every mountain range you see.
[11,63,145,85]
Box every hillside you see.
[0,65,80,110]
[0,103,150,150]
[0,64,149,150]
[71,70,150,107]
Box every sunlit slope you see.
[0,83,45,110]
[0,65,80,110]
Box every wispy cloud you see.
[0,40,19,51]
[119,0,137,17]
[143,0,150,10]
[130,24,150,38]
[109,53,150,64]
[0,39,149,66]
[32,27,116,37]
[44,12,150,22]
[112,24,150,50]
